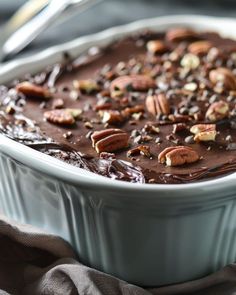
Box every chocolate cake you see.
[0,28,235,184]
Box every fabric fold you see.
[0,215,235,295]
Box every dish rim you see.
[0,14,236,193]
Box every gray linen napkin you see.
[0,214,236,295]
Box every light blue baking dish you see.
[0,15,235,286]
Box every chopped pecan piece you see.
[146,40,168,54]
[183,82,198,92]
[205,100,229,122]
[110,75,156,95]
[146,93,170,116]
[168,114,191,123]
[5,105,15,115]
[91,128,129,153]
[100,152,116,159]
[143,123,160,134]
[66,108,83,119]
[73,79,100,93]
[158,146,200,166]
[101,110,124,125]
[209,68,236,90]
[127,145,151,158]
[131,112,143,121]
[180,53,200,69]
[188,41,212,55]
[166,28,197,42]
[52,98,64,109]
[16,82,51,99]
[95,102,112,111]
[173,123,187,133]
[84,121,93,129]
[190,124,217,142]
[122,105,145,117]
[134,134,153,144]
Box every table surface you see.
[0,0,236,59]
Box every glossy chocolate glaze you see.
[0,30,235,184]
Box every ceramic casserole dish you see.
[0,15,236,286]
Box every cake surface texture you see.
[0,28,236,184]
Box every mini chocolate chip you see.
[155,137,162,144]
[61,86,70,92]
[189,106,199,114]
[227,95,235,102]
[187,94,197,102]
[230,120,236,129]
[134,135,142,144]
[185,135,194,144]
[159,114,168,121]
[39,101,47,109]
[209,94,219,104]
[166,134,175,141]
[86,131,93,139]
[226,135,233,142]
[63,131,72,139]
[83,103,92,111]
[131,129,141,138]
[227,59,234,68]
[231,109,236,117]
[179,107,189,115]
[227,143,236,150]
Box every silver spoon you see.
[0,0,99,62]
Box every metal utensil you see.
[3,0,49,35]
[0,0,49,62]
[0,0,99,62]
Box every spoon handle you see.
[2,0,94,60]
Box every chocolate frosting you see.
[0,29,235,184]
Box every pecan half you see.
[188,41,212,55]
[44,108,82,125]
[209,68,236,90]
[146,93,170,117]
[190,124,217,141]
[127,145,151,158]
[146,40,168,54]
[158,146,200,166]
[205,100,229,121]
[110,75,156,94]
[91,128,129,153]
[166,28,197,42]
[16,82,51,99]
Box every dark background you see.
[1,0,236,58]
